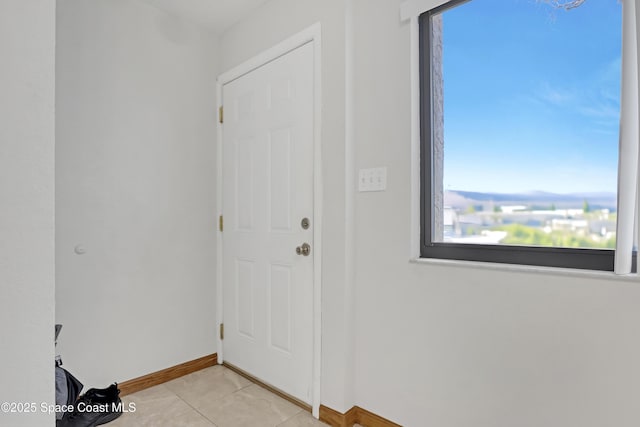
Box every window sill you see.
[409,257,640,283]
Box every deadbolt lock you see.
[301,218,310,230]
[296,243,311,256]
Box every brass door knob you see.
[296,243,311,256]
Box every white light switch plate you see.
[359,167,387,192]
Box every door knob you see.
[296,243,311,256]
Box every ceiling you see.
[141,0,272,33]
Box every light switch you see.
[359,167,387,192]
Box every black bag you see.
[55,367,83,416]
[55,325,83,421]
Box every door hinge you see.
[218,106,224,124]
[219,215,224,232]
[219,323,224,340]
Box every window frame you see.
[418,2,618,272]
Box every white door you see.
[221,41,314,404]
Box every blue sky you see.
[441,0,622,194]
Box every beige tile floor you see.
[108,366,332,427]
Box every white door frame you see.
[216,23,323,417]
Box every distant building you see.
[500,205,527,214]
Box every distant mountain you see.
[445,190,617,211]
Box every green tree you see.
[493,223,616,249]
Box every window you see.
[419,0,625,270]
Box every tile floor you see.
[108,366,334,427]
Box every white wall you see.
[0,1,56,425]
[56,0,219,388]
[352,1,640,426]
[220,0,355,413]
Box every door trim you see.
[216,23,323,418]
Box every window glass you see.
[430,0,622,250]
